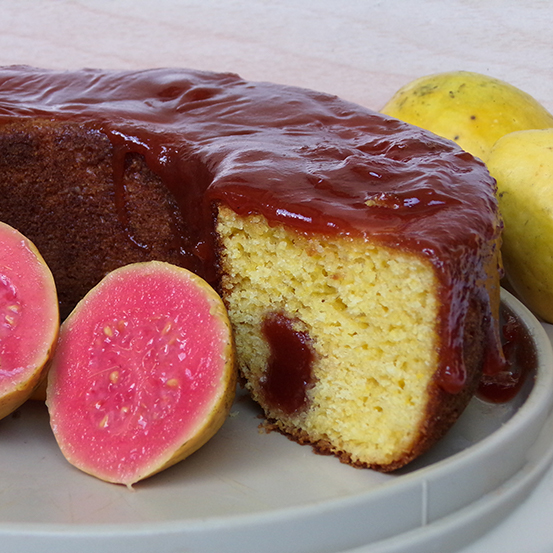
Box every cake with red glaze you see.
[0,66,503,470]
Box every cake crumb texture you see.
[217,206,441,469]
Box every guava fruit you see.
[381,71,553,162]
[487,128,553,323]
[0,221,59,420]
[46,261,236,487]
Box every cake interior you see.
[216,205,441,468]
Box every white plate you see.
[0,289,552,553]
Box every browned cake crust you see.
[0,66,505,470]
[0,120,186,319]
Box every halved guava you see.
[46,261,236,487]
[0,221,59,420]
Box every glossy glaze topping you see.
[0,66,503,393]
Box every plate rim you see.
[1,288,553,553]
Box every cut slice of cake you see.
[216,205,498,471]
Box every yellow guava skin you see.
[487,128,553,323]
[381,71,553,162]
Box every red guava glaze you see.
[477,304,537,403]
[0,223,58,396]
[47,263,230,484]
[261,312,315,415]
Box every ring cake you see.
[0,66,504,471]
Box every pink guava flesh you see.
[47,261,235,486]
[0,222,58,406]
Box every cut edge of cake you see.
[215,205,489,471]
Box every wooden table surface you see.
[1,0,552,113]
